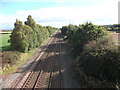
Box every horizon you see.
[0,0,119,30]
[0,22,118,31]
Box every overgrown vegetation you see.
[2,48,40,75]
[73,37,120,88]
[2,51,21,69]
[61,22,120,88]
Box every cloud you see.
[16,1,117,23]
[0,1,118,29]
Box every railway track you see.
[12,31,63,89]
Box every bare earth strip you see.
[60,36,79,88]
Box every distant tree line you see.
[103,24,120,32]
[1,30,12,32]
[10,15,57,52]
[61,22,120,88]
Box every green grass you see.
[0,34,11,51]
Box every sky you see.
[0,0,119,30]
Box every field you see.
[0,34,11,51]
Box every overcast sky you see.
[0,0,119,30]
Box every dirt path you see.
[59,36,79,88]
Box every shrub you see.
[74,36,120,87]
[2,51,21,68]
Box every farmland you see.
[0,33,11,51]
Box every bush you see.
[74,36,120,87]
[2,51,21,68]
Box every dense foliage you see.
[61,22,120,88]
[61,22,107,56]
[10,15,57,52]
[74,37,120,87]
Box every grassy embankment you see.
[2,48,39,75]
[1,33,52,75]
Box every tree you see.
[61,22,108,56]
[10,15,57,52]
[24,15,36,29]
[10,19,33,52]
